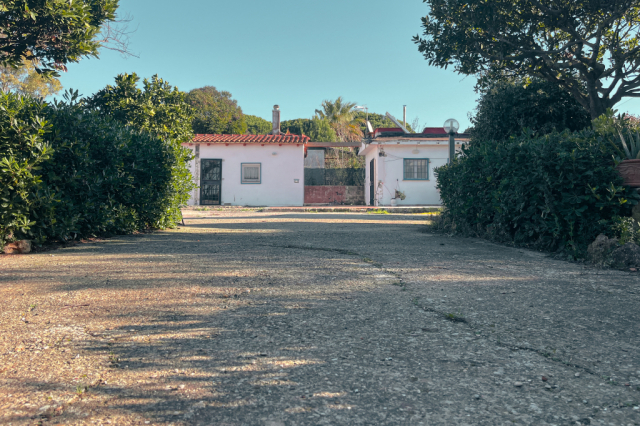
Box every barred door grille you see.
[201,159,222,205]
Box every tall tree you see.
[315,97,364,142]
[413,0,640,119]
[187,86,247,135]
[471,78,592,141]
[245,114,271,135]
[0,0,121,74]
[280,118,339,142]
[0,58,62,98]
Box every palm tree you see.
[315,97,364,142]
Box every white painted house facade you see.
[359,127,469,206]
[183,133,309,207]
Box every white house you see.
[359,127,469,206]
[183,106,309,207]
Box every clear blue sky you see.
[57,0,640,131]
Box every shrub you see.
[0,92,52,247]
[25,93,177,243]
[436,128,639,257]
[88,74,196,228]
[1,76,196,251]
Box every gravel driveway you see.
[1,210,639,425]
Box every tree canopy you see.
[0,58,62,98]
[354,111,414,133]
[471,78,592,141]
[187,86,247,135]
[413,0,640,119]
[315,97,364,142]
[245,114,271,135]
[280,118,338,142]
[0,0,120,74]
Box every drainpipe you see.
[194,144,200,205]
[376,145,380,207]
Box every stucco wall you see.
[184,144,304,206]
[364,143,455,206]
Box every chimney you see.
[403,105,407,128]
[272,105,281,135]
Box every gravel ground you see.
[1,210,639,426]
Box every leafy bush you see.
[0,92,51,247]
[436,128,639,257]
[89,74,196,228]
[1,74,196,251]
[470,79,591,142]
[25,93,178,244]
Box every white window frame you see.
[241,163,261,184]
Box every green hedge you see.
[0,86,194,250]
[0,93,51,246]
[30,98,178,243]
[436,129,639,256]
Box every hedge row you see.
[0,81,194,250]
[435,129,638,256]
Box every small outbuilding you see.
[183,106,309,207]
[359,127,469,206]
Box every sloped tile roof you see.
[191,134,310,144]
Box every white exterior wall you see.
[184,144,304,206]
[363,143,457,206]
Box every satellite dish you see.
[443,118,460,134]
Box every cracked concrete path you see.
[1,211,639,425]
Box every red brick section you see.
[190,134,310,144]
[305,186,347,204]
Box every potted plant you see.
[610,129,640,187]
[391,190,406,206]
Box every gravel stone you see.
[0,210,639,425]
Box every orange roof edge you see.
[190,133,310,144]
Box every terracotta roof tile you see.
[422,127,447,134]
[191,134,310,144]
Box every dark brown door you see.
[200,159,222,205]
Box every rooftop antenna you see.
[355,105,373,135]
[385,112,410,134]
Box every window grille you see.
[241,163,261,184]
[403,159,429,180]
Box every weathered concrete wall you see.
[304,185,364,205]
